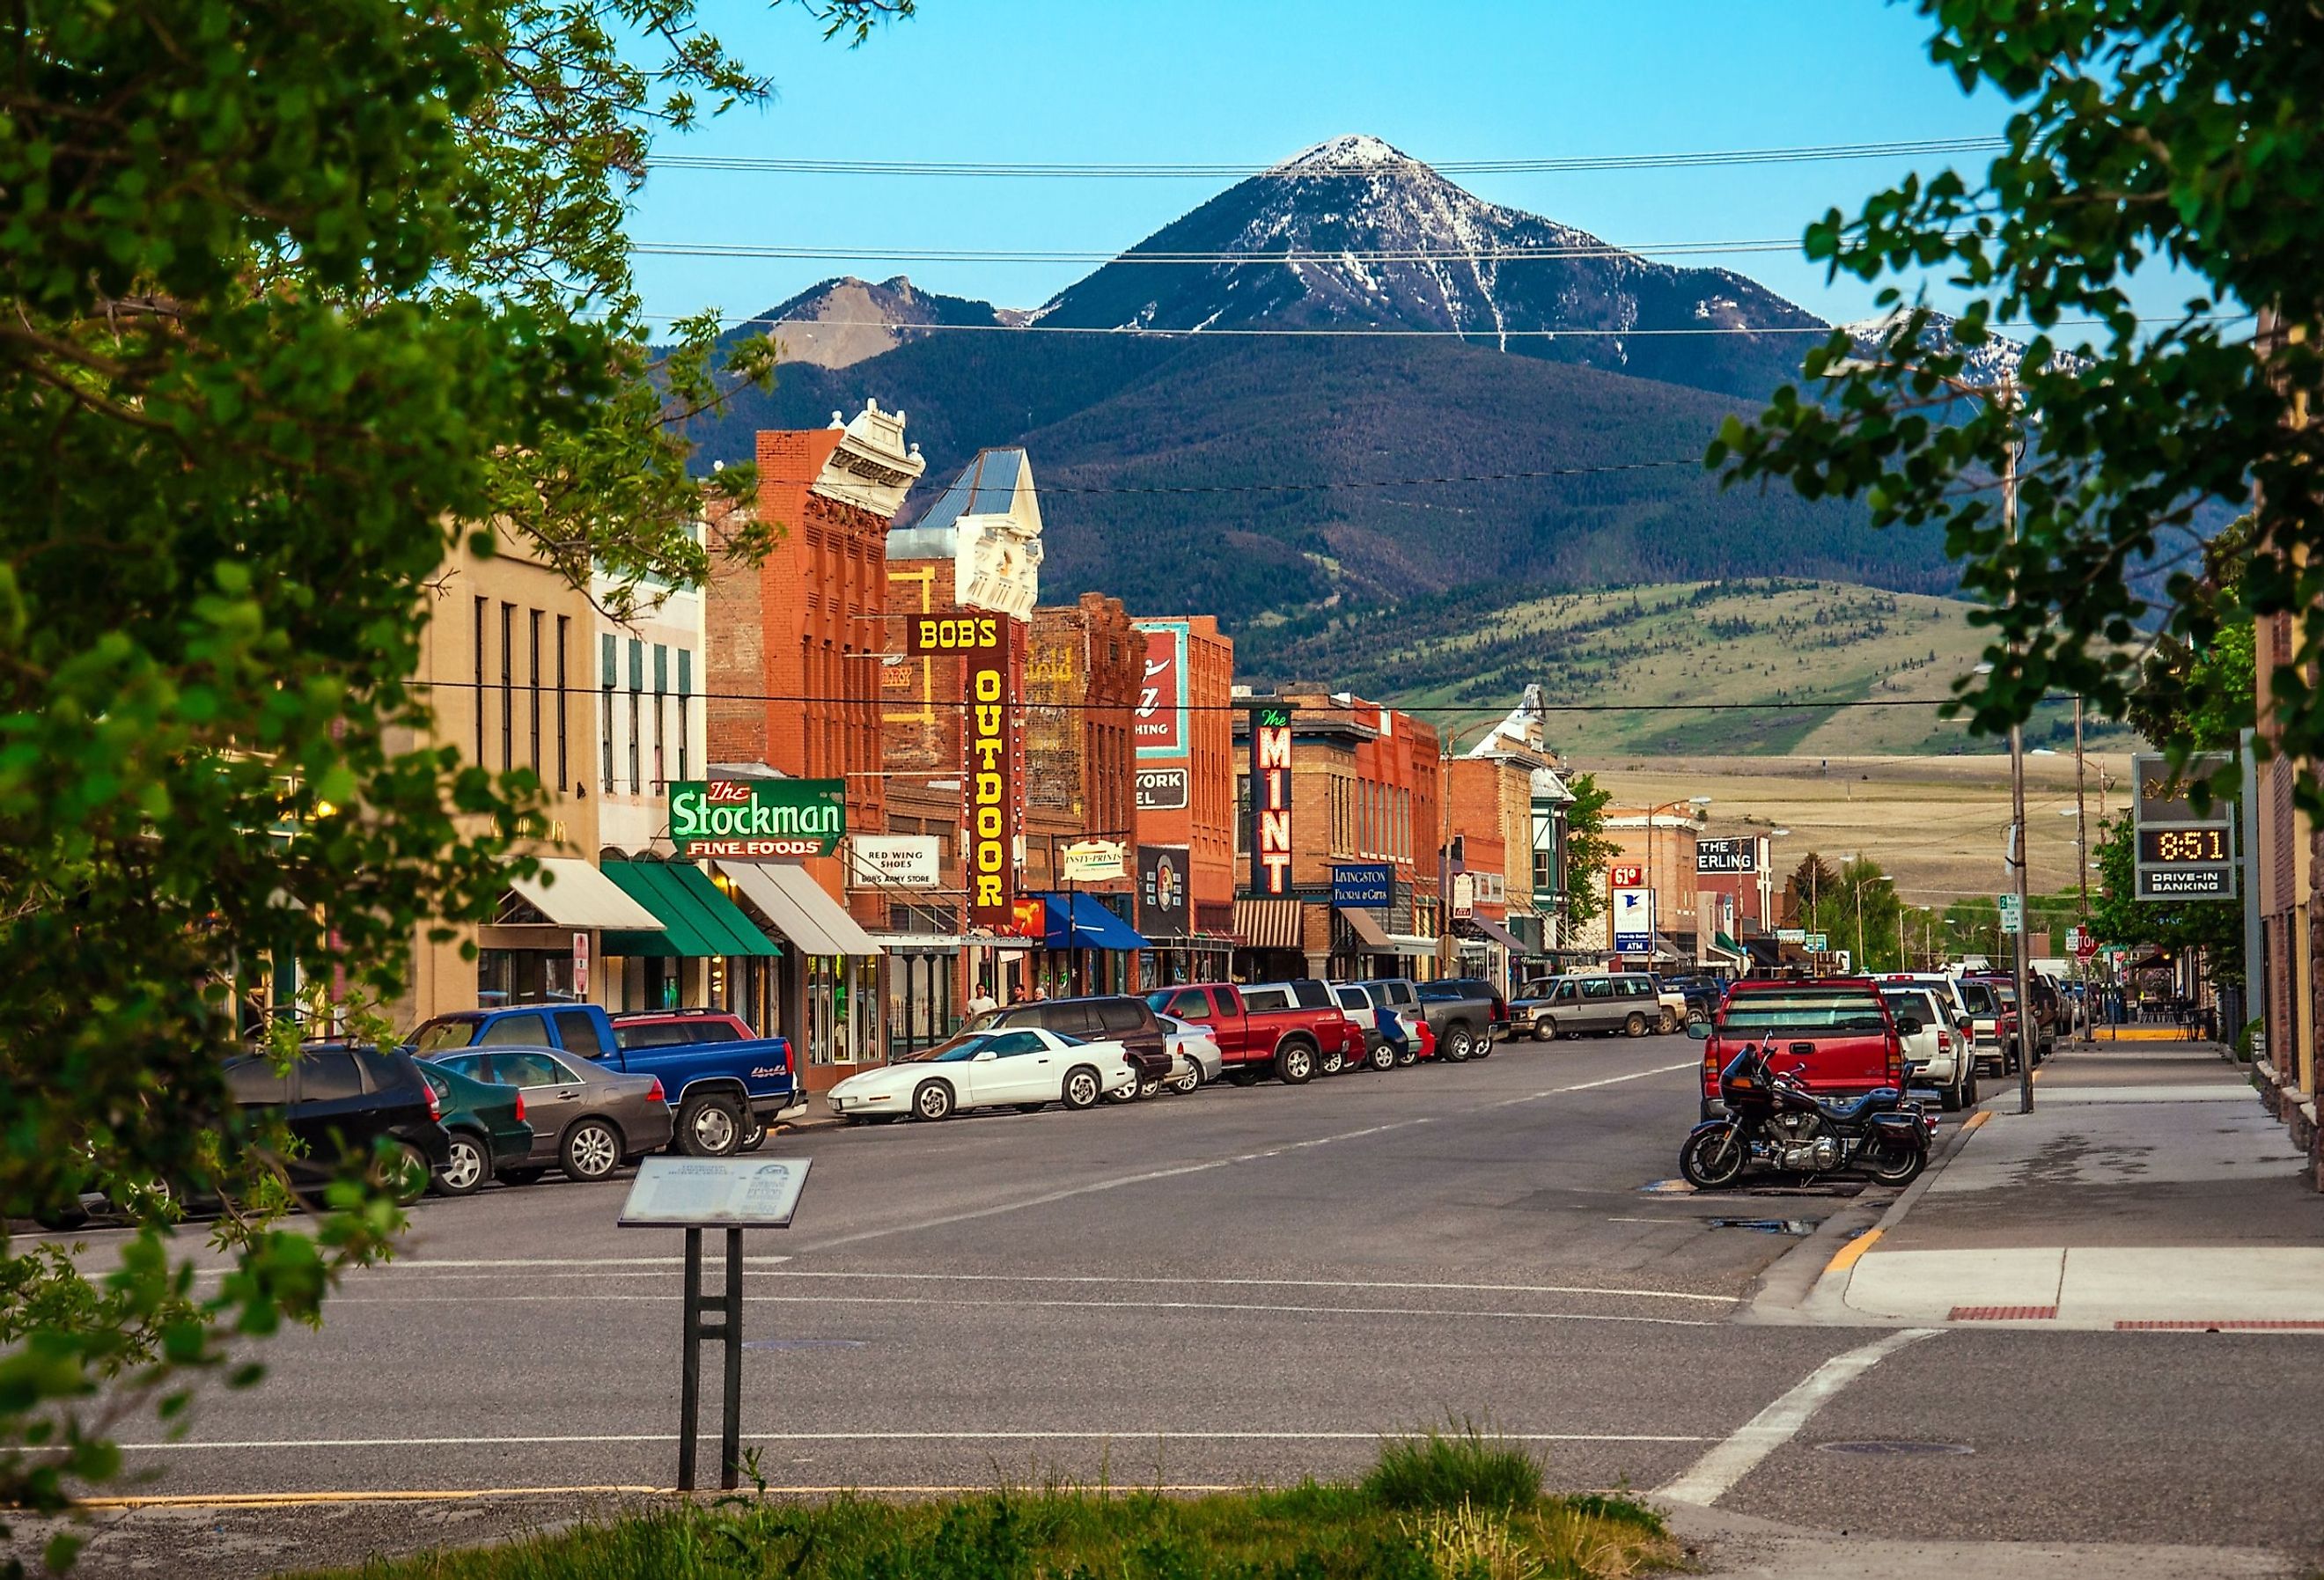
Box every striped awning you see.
[1233,898,1304,951]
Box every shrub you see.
[1362,1423,1543,1513]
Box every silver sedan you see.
[1158,1013,1225,1094]
[423,1046,674,1183]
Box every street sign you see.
[621,1157,813,1228]
[1613,887,1654,954]
[1776,927,1806,944]
[1831,949,1851,974]
[2074,931,2100,961]
[1805,932,1828,952]
[1998,893,2022,935]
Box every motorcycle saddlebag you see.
[1866,1111,1925,1145]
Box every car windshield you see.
[1717,988,1887,1034]
[1416,983,1465,1000]
[408,1018,480,1055]
[908,1033,997,1063]
[1879,990,1935,1024]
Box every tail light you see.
[423,1080,441,1122]
[514,1091,527,1123]
[1936,1033,1953,1055]
[646,1077,666,1105]
[1703,1045,1720,1090]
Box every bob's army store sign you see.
[2131,752,2239,900]
[670,779,844,860]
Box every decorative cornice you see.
[812,398,924,520]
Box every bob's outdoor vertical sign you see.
[1248,705,1293,895]
[958,620,1019,927]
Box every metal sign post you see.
[621,1156,813,1492]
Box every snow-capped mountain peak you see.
[1270,133,1417,175]
[1841,306,2045,386]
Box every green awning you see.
[1715,930,1742,952]
[600,860,781,959]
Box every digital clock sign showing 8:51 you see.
[2138,827,2231,865]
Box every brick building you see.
[1023,592,1141,995]
[1448,753,1541,988]
[706,401,923,1086]
[2253,606,2320,1185]
[1132,615,1238,983]
[1232,692,1442,981]
[1588,807,1708,966]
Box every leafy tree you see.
[1706,4,2324,812]
[0,0,907,1551]
[1783,854,1840,928]
[1559,774,1622,932]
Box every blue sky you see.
[629,2,2143,330]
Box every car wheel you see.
[738,1116,767,1152]
[1367,1040,1397,1073]
[34,1199,91,1233]
[677,1092,744,1157]
[1940,1068,1965,1113]
[1962,1069,1980,1107]
[1138,1076,1163,1099]
[912,1081,954,1121]
[431,1131,490,1197]
[380,1140,432,1204]
[1320,1044,1346,1077]
[1394,1045,1419,1067]
[1014,1101,1049,1114]
[1471,1033,1493,1059]
[1274,1040,1315,1084]
[1061,1067,1102,1110]
[1533,1019,1554,1042]
[1442,1024,1474,1062]
[1171,1062,1202,1094]
[1624,1012,1649,1038]
[498,1166,545,1187]
[560,1120,623,1183]
[1658,1010,1679,1035]
[1230,1067,1263,1086]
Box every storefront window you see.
[477,949,574,1006]
[805,955,882,1065]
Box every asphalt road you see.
[35,1032,2324,1576]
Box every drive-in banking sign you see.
[669,779,844,859]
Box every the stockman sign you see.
[669,780,844,859]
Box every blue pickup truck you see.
[405,1004,798,1157]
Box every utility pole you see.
[2074,696,2090,920]
[2004,392,2036,1115]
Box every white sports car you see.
[829,1027,1140,1122]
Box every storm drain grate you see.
[742,1339,869,1351]
[2114,1319,2324,1332]
[1947,1304,2057,1321]
[1817,1440,1974,1456]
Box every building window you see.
[652,643,667,792]
[499,602,514,770]
[677,648,692,783]
[555,615,570,791]
[472,598,487,768]
[599,632,616,794]
[627,638,644,796]
[528,609,542,774]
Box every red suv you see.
[1692,977,1908,1121]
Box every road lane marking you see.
[1823,1228,1883,1275]
[184,1256,794,1281]
[1656,1328,1942,1506]
[1487,1061,1700,1108]
[791,1117,1438,1251]
[119,1429,1715,1452]
[328,1291,1720,1326]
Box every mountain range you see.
[682,136,2009,682]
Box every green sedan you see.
[416,1062,534,1196]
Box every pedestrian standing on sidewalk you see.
[966,980,997,1019]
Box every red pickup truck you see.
[1144,981,1358,1087]
[1691,977,1908,1121]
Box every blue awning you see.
[1032,892,1149,952]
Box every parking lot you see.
[39,1030,2324,1576]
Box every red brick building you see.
[1024,592,1140,994]
[705,401,923,1086]
[1133,615,1237,982]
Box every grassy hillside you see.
[1307,577,2138,758]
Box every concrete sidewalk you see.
[1812,1041,2324,1331]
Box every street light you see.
[1641,796,1711,966]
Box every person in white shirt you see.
[965,981,997,1019]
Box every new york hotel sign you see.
[1250,706,1293,895]
[669,780,844,860]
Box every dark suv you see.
[974,995,1172,1099]
[225,1043,452,1201]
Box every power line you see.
[745,459,1708,494]
[656,312,2250,342]
[641,136,2010,180]
[635,236,1815,265]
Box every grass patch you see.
[280,1440,1674,1580]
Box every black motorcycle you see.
[1679,1042,1934,1189]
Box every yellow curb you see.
[1823,1227,1883,1275]
[2092,1026,2203,1041]
[1963,1110,1991,1132]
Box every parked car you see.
[406,1003,795,1157]
[420,1046,674,1183]
[1878,982,1977,1112]
[1511,973,1660,1040]
[224,1044,452,1202]
[1157,1013,1225,1093]
[1952,976,2026,1076]
[1657,974,1725,1025]
[1356,980,1431,1063]
[1144,981,1357,1085]
[828,1026,1138,1121]
[1413,979,1503,1061]
[971,995,1173,1099]
[1327,982,1404,1073]
[415,1061,534,1195]
[1690,978,1912,1121]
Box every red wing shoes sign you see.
[669,780,845,860]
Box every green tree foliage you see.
[0,0,906,1546]
[2088,812,2244,986]
[1707,4,2324,811]
[1782,853,1840,927]
[1560,774,1622,931]
[1793,856,1903,971]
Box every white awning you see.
[865,932,1039,954]
[1386,932,1439,959]
[719,862,885,957]
[508,857,664,932]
